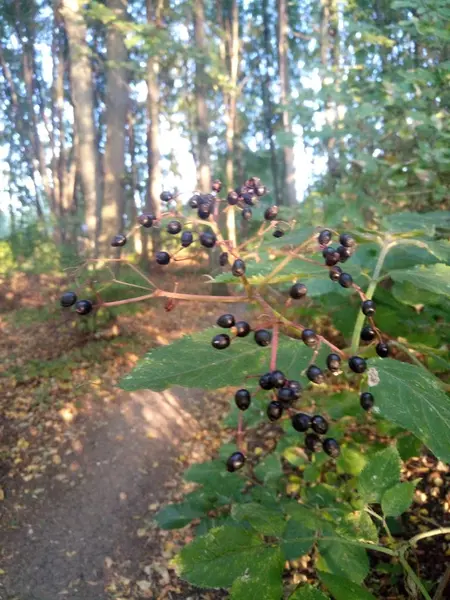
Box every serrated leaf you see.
[289,584,330,599]
[231,503,285,537]
[317,532,369,584]
[173,525,276,588]
[381,482,416,517]
[382,211,450,235]
[154,501,205,530]
[319,573,377,600]
[389,263,450,299]
[183,460,245,498]
[358,446,401,503]
[254,454,283,486]
[230,546,284,599]
[397,434,423,460]
[369,359,450,462]
[336,446,368,476]
[120,328,328,392]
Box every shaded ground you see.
[0,270,233,600]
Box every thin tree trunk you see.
[277,0,296,205]
[143,0,163,266]
[127,107,139,254]
[99,0,129,256]
[262,0,281,205]
[194,0,211,192]
[61,0,101,256]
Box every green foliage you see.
[358,446,401,503]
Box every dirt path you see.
[0,387,212,600]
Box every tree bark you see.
[194,0,211,192]
[99,0,129,255]
[277,0,296,205]
[61,0,101,256]
[262,0,281,205]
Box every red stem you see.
[270,322,279,371]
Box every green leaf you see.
[319,573,377,600]
[336,446,368,476]
[382,211,450,235]
[231,503,285,537]
[282,518,316,560]
[317,533,369,584]
[381,482,416,517]
[389,263,450,299]
[183,460,245,498]
[120,328,328,392]
[337,511,379,544]
[173,525,276,588]
[254,454,283,486]
[289,584,330,599]
[358,446,401,503]
[369,359,450,462]
[397,434,423,460]
[230,546,284,600]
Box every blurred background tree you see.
[0,0,448,264]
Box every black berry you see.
[181,231,194,247]
[323,438,340,458]
[376,342,389,358]
[305,433,322,453]
[156,251,171,265]
[259,373,274,390]
[361,325,376,342]
[273,229,284,238]
[160,190,173,202]
[217,313,235,328]
[337,245,352,262]
[235,185,246,196]
[235,321,251,337]
[264,206,278,221]
[167,220,182,235]
[226,451,245,472]
[198,204,212,219]
[329,265,342,281]
[212,179,222,192]
[362,299,376,316]
[255,185,266,196]
[339,233,356,248]
[318,229,332,246]
[189,194,199,209]
[75,299,93,315]
[292,412,311,432]
[270,370,286,388]
[241,192,255,206]
[60,291,77,308]
[212,333,231,350]
[290,282,307,299]
[360,392,374,411]
[348,356,367,373]
[138,213,155,227]
[326,353,341,372]
[338,272,353,288]
[286,380,302,400]
[227,190,239,205]
[198,193,213,205]
[254,329,271,346]
[306,365,324,384]
[219,252,229,266]
[302,329,318,347]
[267,400,283,421]
[277,387,295,408]
[111,234,127,247]
[235,389,251,410]
[311,415,329,435]
[323,247,340,266]
[242,207,252,221]
[200,231,217,248]
[232,259,246,277]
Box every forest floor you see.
[0,269,449,600]
[0,268,234,600]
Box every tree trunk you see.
[262,0,281,205]
[127,107,139,254]
[99,0,129,256]
[194,0,211,192]
[142,0,163,266]
[61,0,101,256]
[277,0,296,205]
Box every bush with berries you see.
[61,178,450,599]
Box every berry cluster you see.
[318,229,356,287]
[211,314,252,350]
